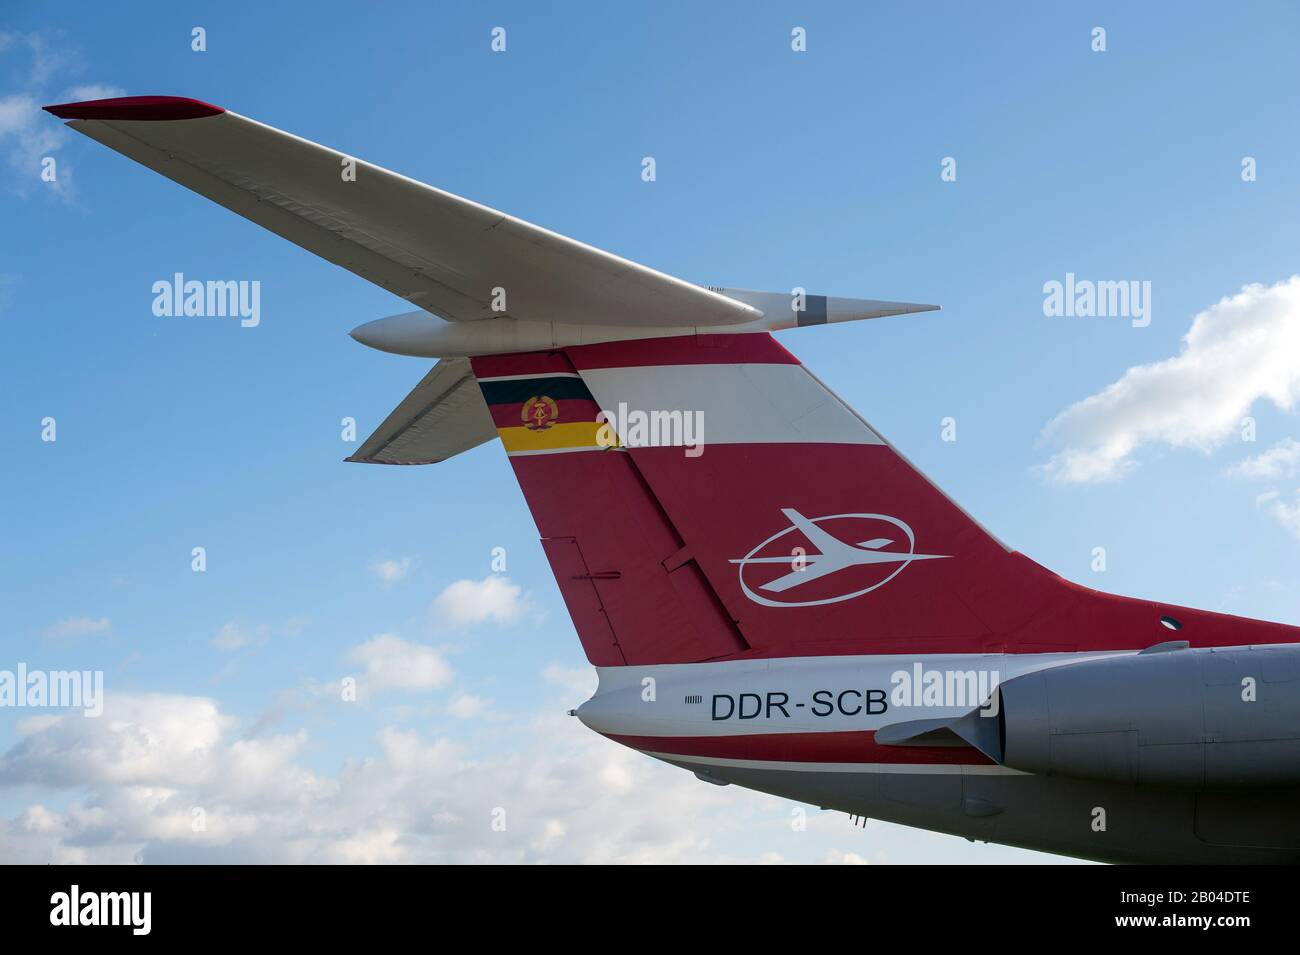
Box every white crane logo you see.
[730,508,950,608]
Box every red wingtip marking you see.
[43,96,225,121]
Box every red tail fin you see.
[472,334,1299,664]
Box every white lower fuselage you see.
[576,650,1300,864]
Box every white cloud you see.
[0,32,122,202]
[211,617,305,652]
[0,686,1072,864]
[1227,437,1300,480]
[0,693,233,788]
[432,575,536,627]
[0,692,743,863]
[542,663,598,701]
[346,634,453,693]
[0,92,68,195]
[59,83,123,102]
[823,848,872,864]
[369,557,412,584]
[212,622,251,651]
[1257,489,1300,539]
[445,693,490,719]
[2,31,76,88]
[1038,277,1300,483]
[44,616,110,639]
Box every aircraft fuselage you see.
[578,647,1300,863]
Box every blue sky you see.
[2,1,1299,863]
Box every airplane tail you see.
[46,96,1298,665]
[467,332,1296,666]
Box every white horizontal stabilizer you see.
[50,97,760,328]
[346,358,495,465]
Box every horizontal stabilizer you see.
[46,96,760,328]
[346,358,495,465]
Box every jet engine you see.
[882,644,1300,789]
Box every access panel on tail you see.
[472,333,1300,664]
[471,349,748,666]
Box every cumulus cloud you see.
[445,693,490,719]
[346,634,453,693]
[0,32,122,201]
[212,623,251,651]
[211,617,305,652]
[0,685,1070,864]
[543,663,598,701]
[823,848,872,864]
[2,31,75,87]
[432,575,536,627]
[0,693,327,863]
[0,693,233,789]
[59,83,123,102]
[1038,277,1300,483]
[1227,437,1300,480]
[369,557,412,584]
[1256,489,1300,539]
[44,616,110,639]
[0,691,765,863]
[0,92,66,192]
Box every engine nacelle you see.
[992,645,1300,788]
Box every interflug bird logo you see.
[730,508,951,608]
[521,395,559,431]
